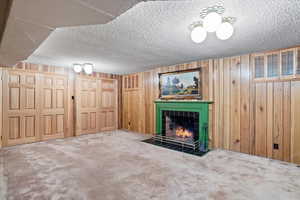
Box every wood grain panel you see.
[213,59,220,148]
[255,83,267,156]
[240,55,251,154]
[43,115,53,135]
[273,82,284,160]
[283,82,291,162]
[25,116,35,137]
[9,117,21,139]
[291,81,300,164]
[81,113,88,131]
[9,87,20,110]
[266,82,274,158]
[230,57,241,151]
[56,114,64,134]
[223,58,231,150]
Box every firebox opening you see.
[162,111,199,143]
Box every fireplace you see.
[153,100,212,153]
[162,111,199,144]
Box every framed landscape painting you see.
[159,68,202,99]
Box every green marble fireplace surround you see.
[154,100,213,152]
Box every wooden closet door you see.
[40,75,68,141]
[2,70,39,146]
[75,77,99,135]
[99,79,118,131]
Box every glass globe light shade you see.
[83,63,93,74]
[73,64,82,73]
[216,22,234,40]
[191,26,207,43]
[203,12,222,32]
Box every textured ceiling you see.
[0,0,151,66]
[4,0,300,74]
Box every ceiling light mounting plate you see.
[199,3,225,18]
[222,16,236,24]
[188,21,203,31]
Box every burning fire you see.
[176,127,193,138]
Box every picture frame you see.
[159,68,202,99]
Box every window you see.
[267,54,279,77]
[123,75,139,90]
[297,49,300,75]
[254,56,265,78]
[281,51,294,76]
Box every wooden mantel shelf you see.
[154,99,213,104]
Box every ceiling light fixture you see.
[189,3,236,43]
[216,21,234,40]
[83,63,93,75]
[73,63,82,73]
[203,12,222,33]
[190,22,207,43]
[73,63,94,74]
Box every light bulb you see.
[73,64,82,73]
[216,22,234,40]
[203,12,222,32]
[83,63,93,74]
[191,26,207,43]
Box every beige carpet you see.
[0,130,300,200]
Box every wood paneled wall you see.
[122,46,300,164]
[0,62,122,147]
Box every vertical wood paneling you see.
[291,81,300,164]
[283,82,291,162]
[208,59,214,148]
[230,57,241,152]
[273,82,284,160]
[2,47,300,164]
[255,83,267,157]
[213,59,220,148]
[120,46,300,164]
[240,55,251,154]
[266,82,274,158]
[223,58,231,150]
[218,59,224,149]
[249,57,256,155]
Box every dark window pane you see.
[297,49,300,74]
[267,54,279,77]
[281,51,294,76]
[255,56,264,78]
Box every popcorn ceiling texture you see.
[26,0,300,74]
[1,131,300,200]
[0,0,170,66]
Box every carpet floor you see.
[0,130,300,200]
